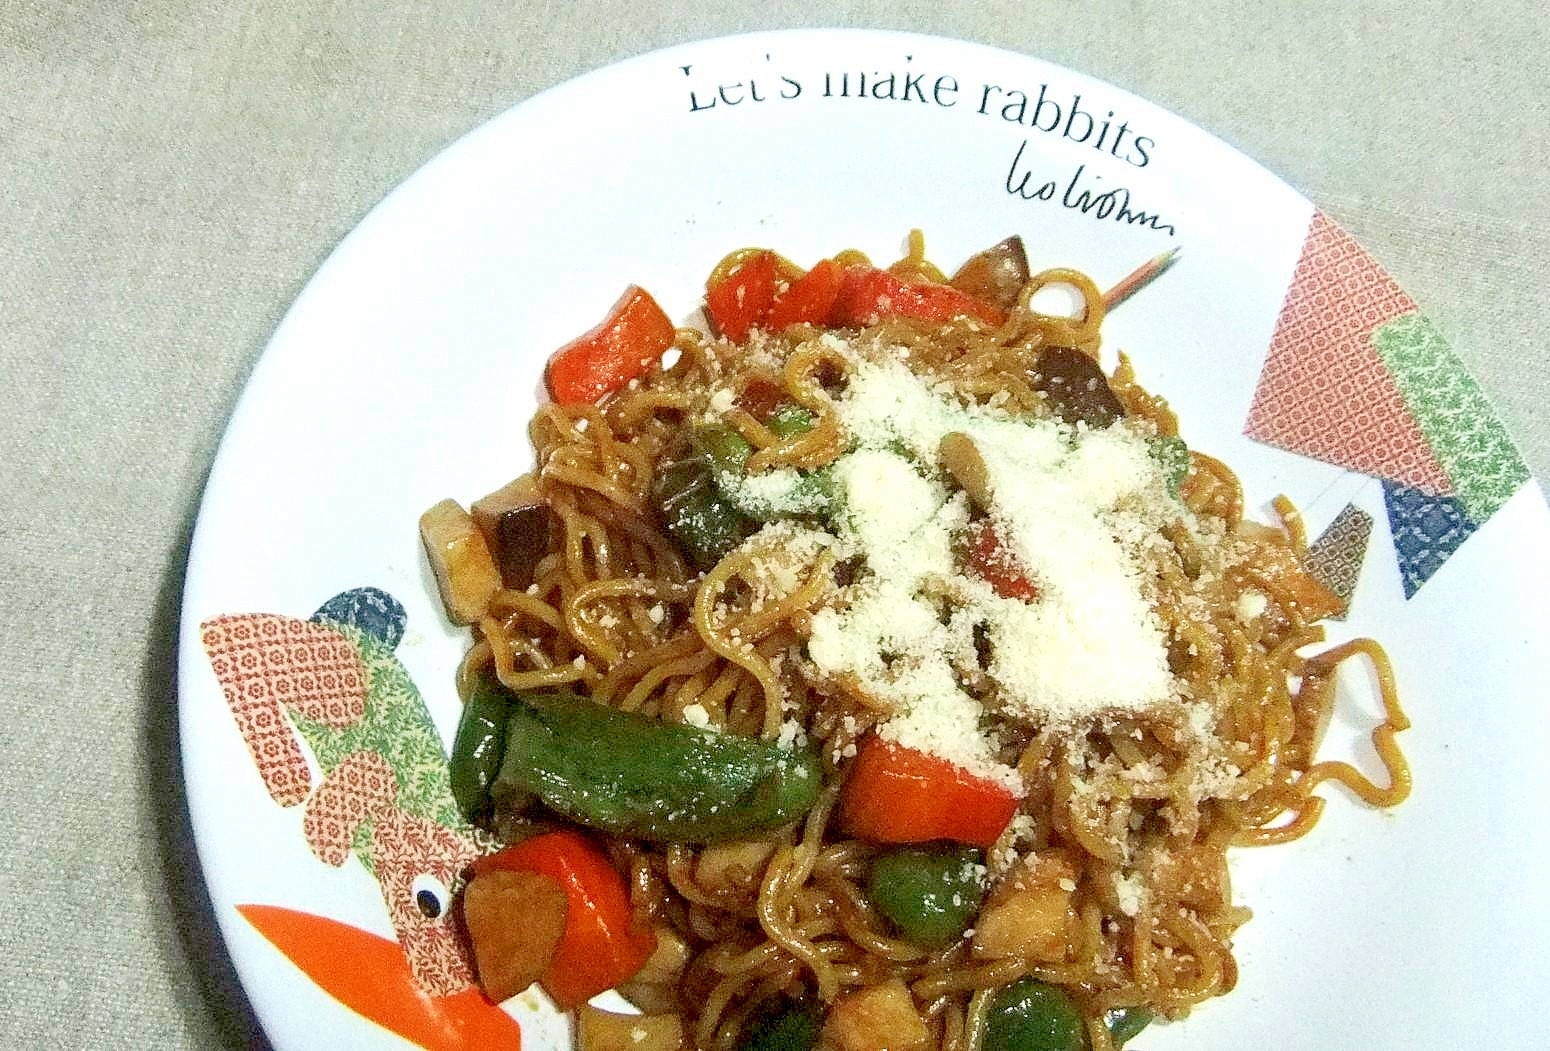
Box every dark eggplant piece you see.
[470,475,556,591]
[949,235,1032,313]
[1030,345,1125,429]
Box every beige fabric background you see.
[2,2,1545,1047]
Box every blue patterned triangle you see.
[1382,481,1479,598]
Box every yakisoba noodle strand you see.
[427,233,1411,1051]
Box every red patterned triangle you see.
[1244,211,1451,495]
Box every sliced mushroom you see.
[462,868,570,1003]
[822,978,932,1051]
[938,431,993,510]
[576,1003,689,1051]
[971,850,1080,963]
[420,498,502,624]
[694,838,777,900]
[616,924,693,1015]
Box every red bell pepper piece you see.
[471,830,656,1009]
[766,258,845,331]
[545,285,677,405]
[834,266,1007,328]
[836,736,1021,848]
[966,521,1040,602]
[705,249,779,343]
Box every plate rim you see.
[175,25,1550,1051]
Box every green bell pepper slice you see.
[738,1001,821,1051]
[768,404,815,439]
[984,978,1088,1051]
[982,980,1155,1051]
[449,673,514,826]
[693,422,833,521]
[490,687,822,843]
[867,845,985,949]
[653,444,757,571]
[1105,1006,1153,1047]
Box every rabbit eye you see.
[411,873,450,919]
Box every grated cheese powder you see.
[801,335,1180,781]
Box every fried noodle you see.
[454,236,1411,1050]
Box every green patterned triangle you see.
[1370,313,1528,522]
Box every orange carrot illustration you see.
[237,904,524,1050]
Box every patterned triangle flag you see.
[1304,503,1374,620]
[1245,210,1530,600]
[1244,211,1452,495]
[1370,313,1529,524]
[1382,481,1480,598]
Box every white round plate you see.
[178,28,1550,1051]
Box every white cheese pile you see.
[799,334,1179,783]
[976,424,1176,718]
